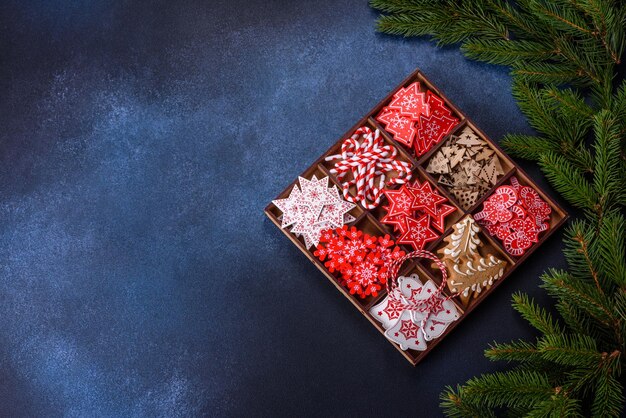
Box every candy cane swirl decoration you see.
[384,250,456,332]
[325,126,412,209]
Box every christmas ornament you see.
[325,126,412,209]
[314,226,405,298]
[414,112,459,157]
[425,127,505,209]
[436,216,507,306]
[387,83,429,119]
[474,177,551,256]
[370,250,460,351]
[407,180,447,217]
[397,215,438,250]
[272,176,355,249]
[376,108,417,147]
[376,82,457,155]
[426,90,451,118]
[381,178,456,249]
[431,204,457,233]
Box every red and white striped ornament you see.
[326,126,412,209]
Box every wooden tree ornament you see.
[435,215,507,306]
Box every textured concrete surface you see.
[0,1,569,416]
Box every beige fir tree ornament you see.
[436,215,507,306]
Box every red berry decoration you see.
[314,226,405,299]
[474,176,551,256]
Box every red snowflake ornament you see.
[414,113,459,156]
[376,108,417,147]
[387,82,429,120]
[314,227,405,299]
[426,90,452,118]
[398,215,438,250]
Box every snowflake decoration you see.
[382,299,404,320]
[399,319,420,339]
[423,122,440,138]
[314,227,405,298]
[272,175,355,249]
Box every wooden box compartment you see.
[265,68,568,365]
[421,214,517,311]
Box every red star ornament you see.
[397,215,438,250]
[376,108,417,147]
[387,82,429,120]
[383,186,416,218]
[414,113,459,156]
[430,203,457,233]
[407,180,447,217]
[380,211,410,233]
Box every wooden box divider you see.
[265,67,568,365]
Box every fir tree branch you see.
[525,396,584,417]
[568,221,605,293]
[440,385,498,418]
[597,213,626,289]
[371,1,510,43]
[461,39,555,65]
[541,85,595,123]
[542,269,616,328]
[591,370,624,417]
[592,110,624,217]
[487,0,545,38]
[370,1,626,415]
[539,151,598,212]
[556,299,599,339]
[528,1,595,37]
[451,370,556,409]
[611,79,626,136]
[512,80,567,142]
[501,134,557,161]
[512,292,563,335]
[484,339,541,363]
[537,334,602,367]
[512,62,587,85]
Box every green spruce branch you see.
[371,0,626,416]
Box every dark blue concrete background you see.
[0,1,569,416]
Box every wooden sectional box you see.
[265,68,568,365]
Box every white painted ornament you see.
[272,175,356,249]
[370,275,460,351]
